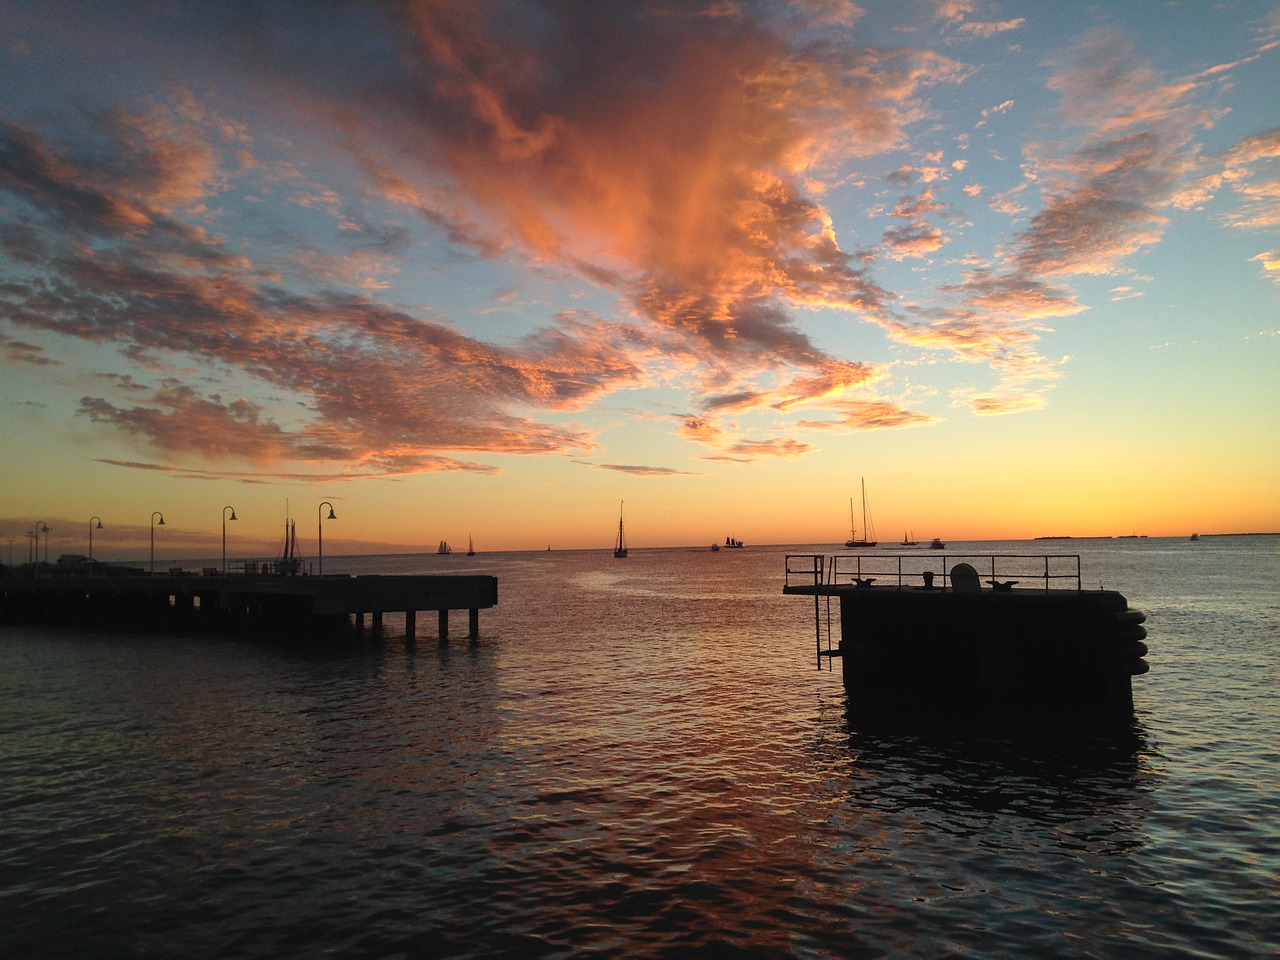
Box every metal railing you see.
[787,553,1082,592]
[225,558,316,577]
[785,555,839,668]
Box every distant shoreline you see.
[1035,532,1278,540]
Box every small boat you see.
[614,501,628,558]
[711,543,721,552]
[467,534,475,557]
[929,537,945,550]
[901,531,917,546]
[437,540,451,555]
[1190,533,1200,541]
[724,536,744,548]
[844,479,877,548]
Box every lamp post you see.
[35,521,49,566]
[89,516,103,563]
[222,506,237,574]
[150,511,165,574]
[318,501,336,576]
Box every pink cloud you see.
[958,19,1026,39]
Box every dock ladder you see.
[785,554,839,670]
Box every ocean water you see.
[1,536,1277,958]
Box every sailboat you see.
[437,540,451,555]
[613,501,628,558]
[467,534,475,557]
[844,479,877,548]
[900,531,917,546]
[275,517,302,575]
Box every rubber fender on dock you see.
[1114,624,1148,643]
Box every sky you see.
[1,0,1278,562]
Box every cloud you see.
[969,394,1045,415]
[702,437,814,461]
[883,223,946,259]
[2,334,58,366]
[1008,31,1221,279]
[796,399,937,430]
[1253,249,1280,280]
[0,3,1263,469]
[930,0,975,24]
[587,463,702,477]
[958,19,1026,39]
[880,22,1231,418]
[1,1,983,471]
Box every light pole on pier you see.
[150,511,165,574]
[35,521,49,566]
[89,516,103,563]
[222,506,237,574]
[318,502,336,576]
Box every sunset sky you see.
[2,1,1277,561]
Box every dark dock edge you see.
[0,572,498,643]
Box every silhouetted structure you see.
[0,570,497,642]
[785,553,1148,717]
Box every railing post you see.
[813,555,822,668]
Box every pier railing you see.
[786,553,1082,592]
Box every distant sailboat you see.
[467,534,475,556]
[844,479,877,548]
[437,539,451,555]
[614,501,628,558]
[901,531,917,546]
[274,516,302,575]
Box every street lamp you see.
[35,521,49,566]
[318,501,336,576]
[89,516,103,563]
[150,511,165,574]
[222,505,237,574]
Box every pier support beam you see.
[438,609,449,642]
[371,610,383,640]
[469,608,479,641]
[405,609,416,641]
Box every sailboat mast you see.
[861,478,869,540]
[614,500,628,557]
[849,497,856,540]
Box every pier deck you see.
[0,572,498,641]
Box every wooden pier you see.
[0,571,498,642]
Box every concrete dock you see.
[0,571,498,642]
[784,553,1148,716]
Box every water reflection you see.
[838,701,1158,855]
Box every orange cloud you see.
[1,2,1259,472]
